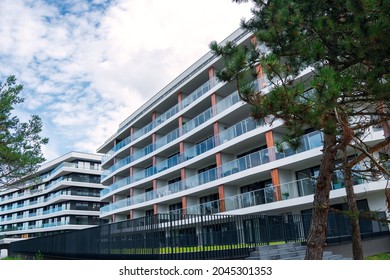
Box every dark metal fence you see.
[10,212,390,260]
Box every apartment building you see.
[0,152,104,240]
[97,27,389,224]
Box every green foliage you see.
[212,0,390,141]
[213,0,390,259]
[0,76,48,190]
[33,250,44,260]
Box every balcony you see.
[0,162,101,204]
[101,77,268,174]
[0,218,101,233]
[0,179,101,215]
[100,131,325,214]
[100,117,264,197]
[163,174,385,216]
[102,78,220,164]
[101,89,242,181]
[161,186,276,216]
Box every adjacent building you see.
[0,152,104,240]
[95,27,388,224]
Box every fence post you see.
[282,214,287,243]
[265,215,271,244]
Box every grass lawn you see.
[365,253,390,260]
[0,256,23,260]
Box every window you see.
[200,193,219,204]
[198,164,217,184]
[75,202,90,210]
[237,145,266,159]
[296,166,319,195]
[167,152,180,168]
[169,202,183,215]
[144,165,154,177]
[74,216,89,225]
[238,145,268,167]
[196,136,214,156]
[92,203,100,210]
[168,177,181,193]
[199,193,219,215]
[145,187,154,200]
[240,179,273,205]
[168,177,181,185]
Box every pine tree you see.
[211,0,390,259]
[0,76,49,190]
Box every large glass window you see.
[168,177,181,193]
[240,179,273,206]
[74,202,90,210]
[198,164,217,184]
[169,202,183,215]
[199,193,219,215]
[145,187,154,200]
[74,216,89,225]
[167,152,180,168]
[237,145,266,159]
[196,136,214,156]
[296,166,319,195]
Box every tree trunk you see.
[305,132,337,260]
[342,149,364,260]
[345,172,364,259]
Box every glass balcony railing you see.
[41,162,100,180]
[186,200,222,215]
[100,78,275,197]
[102,78,220,164]
[0,219,101,232]
[101,77,267,167]
[42,221,70,228]
[102,76,268,180]
[224,187,276,212]
[0,205,100,225]
[100,131,325,213]
[162,173,382,216]
[279,172,371,201]
[28,212,37,218]
[0,221,69,232]
[100,117,263,198]
[100,177,131,197]
[42,206,67,215]
[181,79,215,109]
[0,162,101,204]
[101,89,243,181]
[0,179,100,213]
[164,187,275,215]
[101,156,131,179]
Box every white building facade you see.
[0,152,104,239]
[98,28,389,224]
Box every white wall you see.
[367,191,388,212]
[0,249,8,259]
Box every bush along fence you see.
[9,212,389,260]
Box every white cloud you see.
[0,0,253,161]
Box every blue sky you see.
[0,0,253,161]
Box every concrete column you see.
[209,67,215,87]
[265,130,282,201]
[216,152,225,212]
[181,196,187,215]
